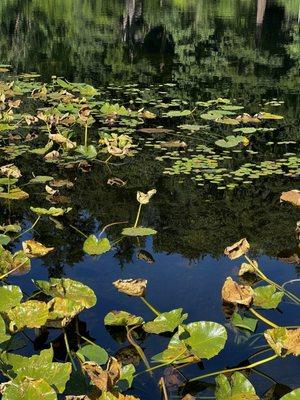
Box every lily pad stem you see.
[140,297,160,316]
[134,204,142,228]
[84,123,88,148]
[189,354,278,382]
[127,326,152,375]
[64,329,77,371]
[15,215,41,240]
[0,258,28,280]
[249,308,278,328]
[69,224,88,238]
[99,221,128,237]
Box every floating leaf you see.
[0,285,23,312]
[122,227,157,237]
[181,321,227,360]
[222,277,254,307]
[215,135,246,148]
[30,206,72,216]
[224,238,250,260]
[83,235,111,256]
[22,240,54,258]
[264,328,300,357]
[280,190,300,207]
[8,300,49,330]
[3,377,57,400]
[253,285,284,309]
[113,279,147,297]
[0,188,29,200]
[232,313,257,332]
[77,344,108,366]
[117,364,135,392]
[256,112,283,120]
[28,176,54,184]
[0,314,10,344]
[2,347,71,393]
[35,278,97,310]
[104,311,144,327]
[164,110,191,118]
[215,372,259,400]
[76,145,98,159]
[143,309,188,334]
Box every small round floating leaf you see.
[83,235,111,256]
[30,206,72,216]
[122,227,157,237]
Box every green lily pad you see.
[253,285,284,309]
[34,278,96,310]
[2,347,71,393]
[143,308,188,334]
[0,285,23,312]
[3,377,57,400]
[8,300,49,330]
[0,234,10,245]
[122,227,157,237]
[0,188,29,200]
[215,136,246,148]
[104,310,144,327]
[30,206,72,216]
[83,235,111,256]
[180,321,227,360]
[232,313,257,332]
[77,344,108,366]
[76,145,97,159]
[215,372,259,400]
[164,110,191,118]
[28,176,54,184]
[117,364,135,392]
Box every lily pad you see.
[215,372,259,400]
[122,227,157,237]
[77,344,108,366]
[3,378,57,400]
[104,311,144,327]
[83,235,111,256]
[180,321,227,360]
[0,285,23,312]
[232,313,257,332]
[143,308,188,334]
[253,285,284,309]
[30,206,72,216]
[8,300,49,330]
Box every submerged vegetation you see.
[0,68,298,398]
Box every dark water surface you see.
[1,1,300,398]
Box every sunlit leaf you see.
[253,285,284,309]
[104,311,144,327]
[8,300,49,330]
[143,308,188,334]
[122,227,157,237]
[83,235,111,256]
[215,372,259,400]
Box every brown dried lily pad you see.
[264,327,300,357]
[280,190,300,207]
[221,277,254,307]
[224,238,250,260]
[113,279,147,297]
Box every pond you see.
[0,1,299,399]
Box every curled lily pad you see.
[30,206,72,216]
[143,308,188,334]
[104,311,144,327]
[253,285,284,309]
[215,372,259,400]
[8,300,49,330]
[280,190,300,207]
[136,189,156,205]
[122,227,157,237]
[264,328,300,357]
[180,321,227,360]
[83,235,111,256]
[22,240,54,258]
[224,238,250,260]
[222,277,254,307]
[113,279,147,297]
